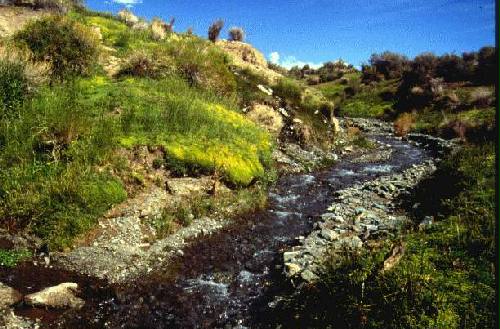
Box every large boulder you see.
[216,40,267,67]
[117,9,139,26]
[246,104,283,136]
[0,283,22,308]
[0,6,48,37]
[24,283,84,309]
[216,40,282,84]
[150,18,167,40]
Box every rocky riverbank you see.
[281,118,456,284]
[282,159,436,283]
[52,140,342,284]
[0,117,455,328]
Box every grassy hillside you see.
[306,49,496,141]
[0,7,340,249]
[0,10,277,248]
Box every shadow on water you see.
[4,133,431,329]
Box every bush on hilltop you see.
[228,27,245,42]
[208,19,224,42]
[14,15,99,80]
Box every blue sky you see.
[86,0,496,68]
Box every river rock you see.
[320,213,336,221]
[320,229,339,241]
[354,207,366,215]
[24,283,84,309]
[0,283,22,308]
[165,177,229,196]
[0,309,34,329]
[283,251,301,263]
[284,263,302,276]
[339,236,363,249]
[301,270,318,282]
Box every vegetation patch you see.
[152,187,267,238]
[339,79,398,118]
[268,143,495,329]
[0,249,31,267]
[14,15,100,80]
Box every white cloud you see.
[279,55,322,70]
[112,0,142,8]
[268,51,322,69]
[269,52,280,64]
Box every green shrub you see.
[475,46,496,85]
[117,50,174,79]
[368,51,409,79]
[168,38,236,95]
[0,46,50,115]
[15,15,99,80]
[273,77,303,104]
[0,57,27,114]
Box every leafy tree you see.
[476,46,496,85]
[436,54,466,82]
[369,51,409,79]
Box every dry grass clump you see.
[228,27,244,42]
[150,18,167,40]
[117,9,139,26]
[208,19,224,42]
[0,45,50,88]
[246,104,283,136]
[469,88,493,108]
[117,50,174,79]
[394,112,416,137]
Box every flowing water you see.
[3,131,432,329]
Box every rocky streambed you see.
[281,159,437,284]
[0,118,454,329]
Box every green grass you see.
[339,79,398,118]
[0,80,128,248]
[0,74,271,248]
[152,186,268,238]
[0,249,31,267]
[269,143,495,329]
[316,81,346,99]
[315,72,362,102]
[103,77,271,185]
[409,106,496,137]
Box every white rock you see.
[278,108,290,117]
[284,262,301,276]
[257,84,273,96]
[24,283,84,309]
[0,283,22,308]
[283,251,301,263]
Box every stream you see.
[2,127,433,329]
